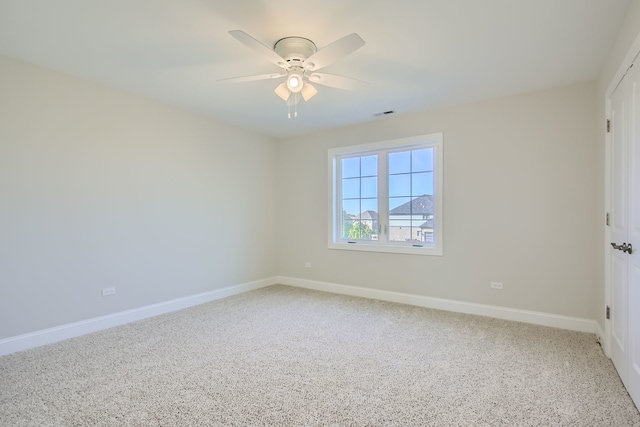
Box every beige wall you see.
[277,82,597,319]
[595,0,640,333]
[0,55,278,339]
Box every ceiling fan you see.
[220,30,367,117]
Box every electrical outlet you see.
[490,282,503,290]
[102,287,116,296]
[304,262,312,268]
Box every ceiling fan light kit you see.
[300,83,318,101]
[274,82,291,101]
[222,30,367,118]
[286,70,304,93]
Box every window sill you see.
[328,241,443,256]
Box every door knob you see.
[611,242,633,254]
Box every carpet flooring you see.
[1,284,639,426]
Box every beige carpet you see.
[1,284,639,426]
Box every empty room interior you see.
[2,0,640,425]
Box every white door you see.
[610,63,640,408]
[610,72,628,385]
[627,63,640,406]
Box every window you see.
[328,133,443,255]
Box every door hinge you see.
[606,305,611,320]
[606,212,610,226]
[607,119,611,133]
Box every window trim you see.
[328,133,443,256]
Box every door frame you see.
[604,33,640,358]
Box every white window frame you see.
[328,133,443,256]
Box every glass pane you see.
[389,196,411,212]
[339,153,379,241]
[389,151,411,174]
[419,216,434,230]
[424,231,435,243]
[361,177,377,198]
[412,219,427,229]
[412,148,433,172]
[349,223,362,239]
[341,157,360,178]
[389,174,410,197]
[360,199,378,236]
[411,195,433,215]
[388,219,411,242]
[407,228,421,243]
[412,172,433,196]
[361,155,378,177]
[342,177,360,199]
[350,220,375,240]
[341,212,354,239]
[361,198,377,213]
[342,199,360,218]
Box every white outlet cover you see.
[490,282,503,289]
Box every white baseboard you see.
[0,277,277,356]
[277,276,597,334]
[1,276,598,357]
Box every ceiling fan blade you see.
[229,30,289,69]
[304,33,365,71]
[218,73,286,83]
[307,73,368,91]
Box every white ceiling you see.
[0,0,632,138]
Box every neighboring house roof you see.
[389,195,434,215]
[360,210,378,220]
[420,219,434,229]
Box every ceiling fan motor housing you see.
[274,37,317,65]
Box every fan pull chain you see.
[286,93,300,119]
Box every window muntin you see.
[328,133,443,256]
